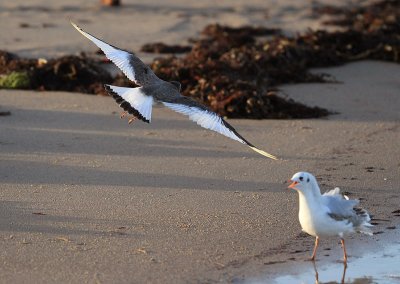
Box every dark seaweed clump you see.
[147,25,330,119]
[141,43,192,54]
[1,0,399,119]
[0,51,112,95]
[140,0,399,118]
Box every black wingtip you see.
[220,117,278,160]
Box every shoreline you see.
[251,227,400,283]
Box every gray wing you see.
[322,188,370,228]
[71,22,160,86]
[322,188,359,217]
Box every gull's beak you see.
[288,180,299,190]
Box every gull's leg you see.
[341,260,348,284]
[312,261,319,284]
[340,238,348,265]
[310,236,319,261]
[128,116,137,124]
[120,111,128,118]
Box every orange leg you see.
[341,261,348,283]
[340,238,348,265]
[128,116,137,124]
[310,236,319,261]
[120,111,128,118]
[312,261,319,283]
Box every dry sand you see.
[1,0,400,283]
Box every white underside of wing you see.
[162,102,245,144]
[71,22,136,82]
[107,85,153,122]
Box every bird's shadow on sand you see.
[0,107,284,190]
[0,200,144,237]
[0,158,278,191]
[0,107,264,158]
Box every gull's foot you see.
[120,111,128,119]
[334,259,348,267]
[128,116,137,124]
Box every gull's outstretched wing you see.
[161,96,278,160]
[71,22,160,86]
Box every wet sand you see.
[1,0,400,283]
[263,232,400,284]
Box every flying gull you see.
[288,172,373,264]
[71,22,277,160]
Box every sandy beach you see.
[1,0,400,283]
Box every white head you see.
[288,172,321,197]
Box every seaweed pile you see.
[309,0,400,64]
[142,0,399,118]
[1,0,399,119]
[0,50,112,95]
[141,43,192,54]
[148,25,330,119]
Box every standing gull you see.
[288,172,373,264]
[71,22,277,160]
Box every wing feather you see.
[161,97,277,160]
[71,22,159,86]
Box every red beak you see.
[288,180,299,190]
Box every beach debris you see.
[142,0,399,118]
[135,248,148,254]
[141,43,192,54]
[101,0,120,6]
[0,71,30,89]
[314,0,400,62]
[201,24,280,38]
[0,111,11,116]
[21,239,31,245]
[108,228,127,236]
[19,23,30,28]
[392,209,400,214]
[55,236,70,243]
[0,51,113,95]
[32,212,47,215]
[365,166,375,172]
[314,0,399,31]
[148,24,331,119]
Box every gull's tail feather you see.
[355,207,373,236]
[249,146,278,160]
[358,223,374,236]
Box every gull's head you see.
[288,172,319,194]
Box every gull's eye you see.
[307,178,310,182]
[299,176,303,181]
